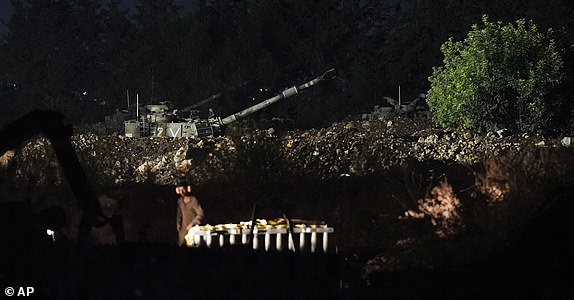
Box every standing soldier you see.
[175,178,204,246]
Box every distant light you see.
[46,229,55,241]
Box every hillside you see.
[2,116,574,294]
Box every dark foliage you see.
[0,0,573,130]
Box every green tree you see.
[427,16,564,133]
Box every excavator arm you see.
[0,110,105,247]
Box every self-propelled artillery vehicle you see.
[124,69,336,138]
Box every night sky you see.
[0,0,197,37]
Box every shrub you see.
[427,16,564,133]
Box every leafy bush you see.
[427,16,564,133]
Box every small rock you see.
[474,135,483,143]
[496,128,510,138]
[386,120,393,127]
[425,134,438,144]
[535,141,545,147]
[463,132,472,139]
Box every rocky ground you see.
[2,116,574,296]
[6,116,568,186]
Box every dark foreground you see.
[1,195,573,300]
[1,238,341,299]
[2,186,574,299]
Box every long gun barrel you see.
[180,93,222,113]
[219,68,336,125]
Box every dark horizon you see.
[0,0,198,38]
[0,0,572,130]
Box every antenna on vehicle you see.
[398,85,401,107]
[136,93,139,119]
